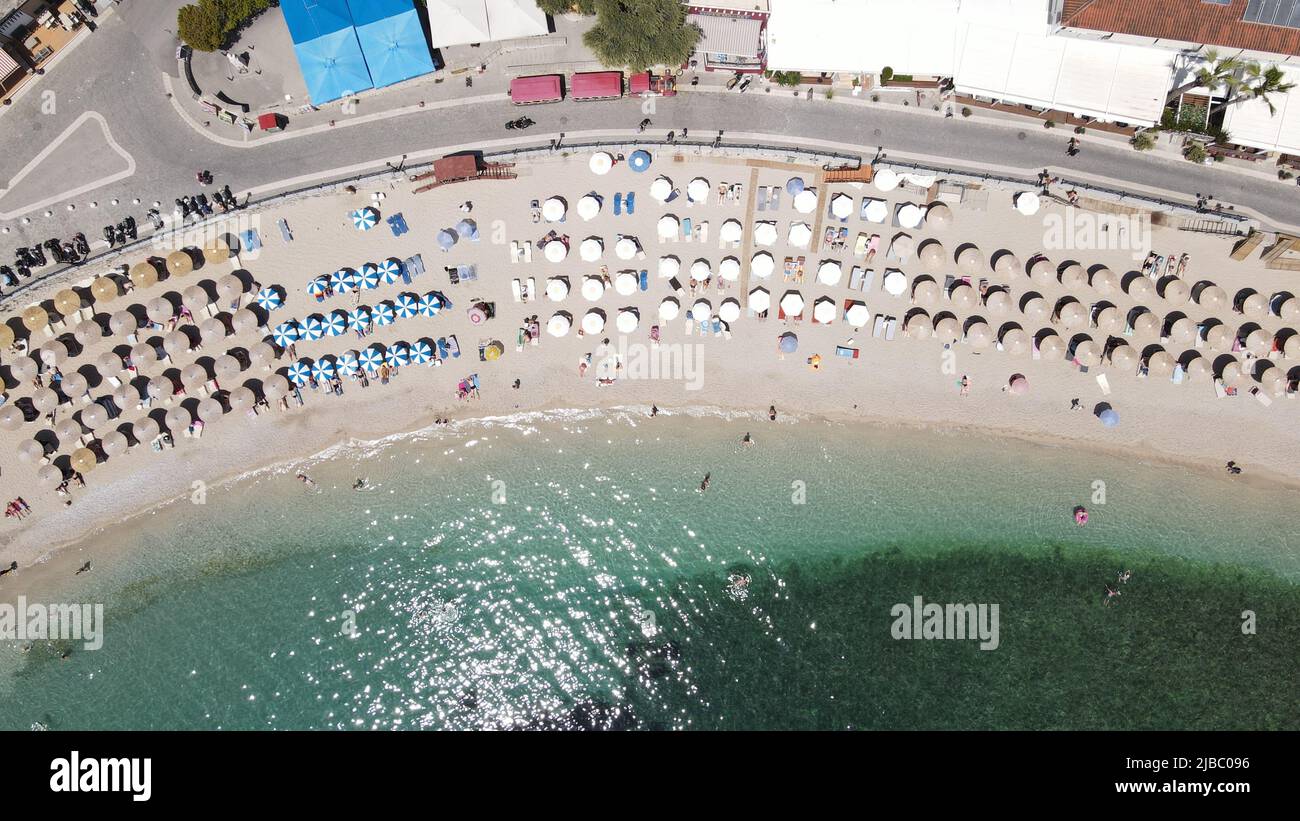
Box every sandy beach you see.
[2,146,1298,585]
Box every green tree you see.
[1210,63,1296,117]
[177,0,270,53]
[1165,48,1249,105]
[538,0,597,13]
[583,0,702,73]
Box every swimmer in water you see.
[75,561,90,575]
[297,473,316,488]
[741,432,753,446]
[353,478,367,490]
[699,473,711,492]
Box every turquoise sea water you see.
[1,412,1297,730]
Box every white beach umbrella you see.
[751,252,775,279]
[582,310,605,334]
[1000,327,1030,355]
[1109,342,1138,370]
[1037,332,1064,359]
[1259,365,1286,395]
[793,189,818,214]
[691,260,711,282]
[994,253,1021,278]
[788,222,812,248]
[1205,324,1233,352]
[1168,316,1195,344]
[616,310,639,334]
[907,312,932,338]
[720,219,743,243]
[1132,310,1160,339]
[544,240,567,263]
[927,203,953,229]
[546,277,570,301]
[1285,334,1300,359]
[933,316,960,341]
[919,242,945,270]
[780,292,805,316]
[615,238,637,260]
[688,177,710,203]
[582,277,605,301]
[1144,349,1173,377]
[615,271,638,296]
[719,257,741,282]
[658,256,680,278]
[1015,191,1041,215]
[1028,257,1054,285]
[1074,339,1100,367]
[577,195,601,221]
[547,313,572,337]
[831,193,853,219]
[863,198,888,223]
[692,299,712,319]
[905,172,937,188]
[748,288,771,314]
[817,260,843,286]
[813,298,836,324]
[1021,294,1047,320]
[754,222,778,246]
[1276,295,1299,321]
[873,168,899,192]
[1126,275,1154,300]
[580,237,603,262]
[657,215,679,239]
[1220,359,1243,386]
[846,302,870,327]
[650,176,673,202]
[543,197,566,222]
[719,299,741,323]
[659,297,681,320]
[883,270,907,296]
[589,152,613,175]
[1245,328,1271,355]
[1184,355,1209,380]
[1057,300,1085,328]
[897,203,923,228]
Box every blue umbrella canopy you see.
[408,339,434,364]
[377,258,403,285]
[393,293,419,319]
[322,310,348,336]
[312,357,336,381]
[436,229,457,251]
[778,332,798,353]
[785,177,806,195]
[348,305,372,329]
[384,342,410,366]
[1099,408,1120,428]
[272,321,300,346]
[352,207,378,230]
[330,268,356,294]
[255,286,284,311]
[455,219,479,241]
[287,361,313,385]
[418,292,442,317]
[337,350,360,375]
[359,263,381,290]
[300,314,325,341]
[628,150,651,172]
[373,302,396,326]
[306,276,329,296]
[358,346,385,372]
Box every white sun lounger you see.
[511,279,523,302]
[526,278,536,301]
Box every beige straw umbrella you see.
[912,279,939,305]
[1037,332,1065,359]
[54,288,82,316]
[38,464,63,489]
[217,274,244,302]
[1093,305,1122,333]
[163,330,191,357]
[70,447,98,474]
[1184,355,1209,381]
[180,364,209,391]
[957,246,984,274]
[1000,327,1030,355]
[1090,267,1119,295]
[166,250,194,277]
[1059,263,1086,289]
[17,438,46,463]
[165,406,191,433]
[203,237,231,265]
[110,310,138,336]
[1197,284,1227,310]
[1109,342,1138,371]
[926,203,953,229]
[59,371,88,398]
[1131,311,1160,340]
[0,324,12,350]
[200,317,227,344]
[907,313,933,339]
[1162,279,1190,305]
[1205,323,1233,351]
[1021,294,1047,321]
[196,397,225,423]
[21,305,48,332]
[993,253,1021,278]
[949,282,976,311]
[249,342,278,368]
[1056,300,1085,329]
[101,430,129,457]
[1146,350,1175,378]
[132,417,160,444]
[1220,359,1244,386]
[213,354,241,380]
[1278,295,1300,322]
[1259,365,1286,395]
[129,262,158,290]
[0,405,25,431]
[32,387,60,412]
[91,276,119,303]
[228,386,256,412]
[1028,257,1054,285]
[10,355,38,382]
[919,242,945,270]
[263,374,291,401]
[1244,327,1271,355]
[231,308,260,333]
[1073,338,1100,367]
[933,315,960,340]
[1126,276,1154,300]
[1240,292,1267,318]
[984,289,1011,315]
[1167,316,1195,344]
[1285,334,1300,359]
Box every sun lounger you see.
[757,186,768,211]
[885,317,897,340]
[698,221,709,244]
[446,335,461,358]
[669,276,685,298]
[873,314,886,338]
[770,189,780,209]
[527,278,536,301]
[835,346,859,359]
[512,279,523,302]
[682,217,692,242]
[1096,374,1111,395]
[640,270,648,291]
[848,267,864,290]
[278,218,294,242]
[614,193,622,216]
[240,229,262,253]
[1252,387,1272,406]
[865,234,880,264]
[626,192,635,214]
[861,268,875,291]
[1171,364,1185,384]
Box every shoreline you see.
[5,396,1297,603]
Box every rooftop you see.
[1060,0,1300,57]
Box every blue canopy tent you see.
[281,0,373,104]
[348,0,437,88]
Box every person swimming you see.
[699,473,711,492]
[741,432,753,446]
[297,473,316,488]
[75,561,90,575]
[353,478,368,490]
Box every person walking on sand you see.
[650,404,659,417]
[768,405,777,421]
[959,374,970,397]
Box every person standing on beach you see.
[959,375,970,397]
[768,405,777,421]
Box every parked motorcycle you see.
[74,233,90,257]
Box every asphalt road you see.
[3,3,1299,269]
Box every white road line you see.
[0,111,136,220]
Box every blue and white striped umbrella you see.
[348,305,372,330]
[287,361,312,385]
[272,321,300,346]
[330,269,355,294]
[300,314,325,341]
[393,293,419,319]
[351,207,378,231]
[307,276,331,296]
[377,258,403,285]
[372,302,396,326]
[384,342,410,367]
[312,357,336,381]
[408,339,434,364]
[255,286,283,311]
[322,310,348,337]
[358,346,385,372]
[337,350,360,376]
[359,263,381,290]
[418,292,442,317]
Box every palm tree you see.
[1209,63,1297,117]
[1164,49,1250,105]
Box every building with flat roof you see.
[423,0,549,50]
[685,2,769,73]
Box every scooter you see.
[16,264,31,279]
[74,233,90,257]
[726,73,742,90]
[195,194,213,216]
[113,225,126,246]
[123,215,137,239]
[737,77,752,93]
[0,265,16,287]
[62,243,79,264]
[103,225,117,247]
[221,185,235,207]
[43,239,66,265]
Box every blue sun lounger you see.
[240,229,262,253]
[626,192,636,214]
[639,270,648,290]
[387,213,409,237]
[614,193,622,216]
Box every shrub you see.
[880,66,894,84]
[960,106,972,117]
[766,70,802,87]
[1131,131,1156,151]
[1074,126,1086,134]
[177,0,270,52]
[1184,142,1209,164]
[871,93,879,102]
[824,89,833,100]
[538,0,596,13]
[1043,119,1056,129]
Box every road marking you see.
[0,111,136,220]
